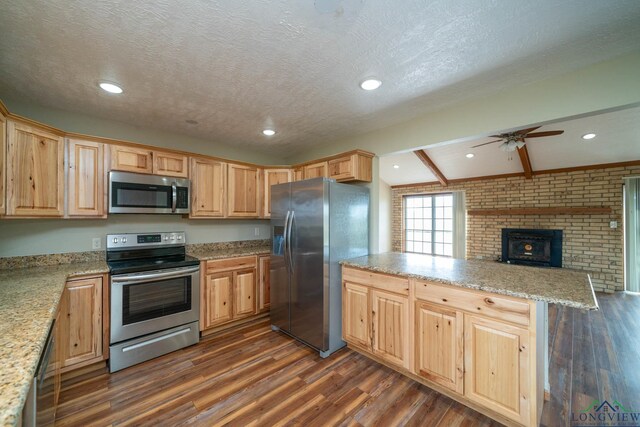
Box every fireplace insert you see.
[501,228,562,267]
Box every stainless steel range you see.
[107,232,200,372]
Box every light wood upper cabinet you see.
[6,121,64,217]
[190,157,226,217]
[0,111,6,215]
[293,167,304,182]
[233,269,256,318]
[415,301,464,393]
[60,276,103,368]
[153,150,188,177]
[342,281,370,350]
[262,168,292,218]
[202,272,233,329]
[303,161,328,179]
[227,163,259,217]
[110,145,153,174]
[464,314,531,425]
[371,289,409,369]
[67,139,105,217]
[327,152,373,183]
[258,255,271,312]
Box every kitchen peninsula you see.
[341,252,597,427]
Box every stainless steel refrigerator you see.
[270,177,369,357]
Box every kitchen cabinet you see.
[262,168,292,218]
[60,276,104,368]
[190,157,226,217]
[327,152,373,182]
[415,301,464,393]
[464,314,531,425]
[5,120,64,217]
[201,256,258,331]
[153,150,188,177]
[258,255,271,312]
[293,167,303,182]
[303,161,328,179]
[342,282,370,350]
[0,111,6,215]
[67,139,105,217]
[110,145,153,174]
[227,163,259,217]
[371,289,409,369]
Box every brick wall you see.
[391,165,640,292]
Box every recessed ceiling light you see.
[360,79,382,91]
[262,129,276,136]
[466,153,475,158]
[393,164,399,169]
[99,82,123,94]
[582,133,596,140]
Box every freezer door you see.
[270,182,291,332]
[289,178,328,351]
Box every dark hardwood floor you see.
[55,292,640,427]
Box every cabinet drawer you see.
[414,280,530,326]
[342,267,409,296]
[206,256,257,273]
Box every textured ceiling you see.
[379,106,640,185]
[1,1,640,158]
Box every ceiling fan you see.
[471,126,564,152]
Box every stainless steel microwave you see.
[109,171,190,214]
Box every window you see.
[404,193,454,257]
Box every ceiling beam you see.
[517,145,533,179]
[413,150,448,186]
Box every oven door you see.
[110,265,200,343]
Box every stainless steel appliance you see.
[22,321,56,427]
[109,171,190,214]
[270,177,369,357]
[107,232,200,372]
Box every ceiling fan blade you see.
[515,126,542,136]
[525,130,564,138]
[471,139,503,148]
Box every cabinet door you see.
[464,315,530,425]
[227,163,259,217]
[0,112,6,215]
[202,272,233,329]
[6,121,64,216]
[303,161,328,179]
[342,282,370,349]
[153,150,188,177]
[258,256,271,312]
[234,268,256,318]
[67,139,105,217]
[190,157,226,217]
[293,167,304,182]
[110,145,153,174]
[415,302,464,393]
[263,168,292,218]
[371,289,409,369]
[61,277,103,367]
[328,155,355,181]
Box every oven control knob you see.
[164,236,169,241]
[122,237,127,243]
[177,235,182,240]
[112,237,119,244]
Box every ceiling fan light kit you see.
[473,126,564,151]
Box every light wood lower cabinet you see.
[342,266,543,427]
[258,255,271,312]
[415,301,464,393]
[67,139,106,217]
[59,276,105,369]
[0,111,6,215]
[201,256,260,331]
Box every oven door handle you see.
[111,266,200,285]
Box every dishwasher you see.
[22,320,56,427]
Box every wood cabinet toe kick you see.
[341,265,546,427]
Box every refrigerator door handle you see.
[283,210,291,273]
[287,210,295,273]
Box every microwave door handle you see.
[171,183,178,212]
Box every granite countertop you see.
[188,245,271,261]
[341,252,598,310]
[0,261,109,427]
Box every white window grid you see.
[404,193,454,257]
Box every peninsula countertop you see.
[341,252,598,310]
[0,261,109,427]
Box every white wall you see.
[0,216,271,257]
[377,178,392,253]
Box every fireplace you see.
[501,228,562,268]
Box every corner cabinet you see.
[5,121,64,217]
[227,163,259,217]
[190,157,226,218]
[67,139,106,217]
